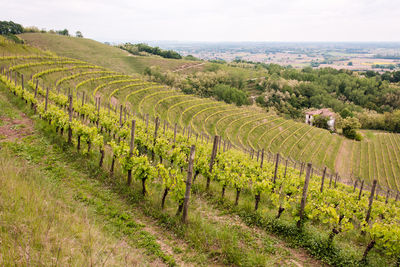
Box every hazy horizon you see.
[2,0,400,43]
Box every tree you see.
[75,31,83,38]
[340,108,353,118]
[0,21,23,35]
[342,117,362,140]
[57,29,69,36]
[313,115,329,130]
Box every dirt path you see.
[334,139,354,184]
[0,114,34,142]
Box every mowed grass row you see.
[3,54,400,192]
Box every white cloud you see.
[1,0,399,42]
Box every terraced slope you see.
[1,38,399,194]
[20,33,205,75]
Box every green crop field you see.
[3,34,400,195]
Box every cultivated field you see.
[5,34,400,195]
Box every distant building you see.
[305,108,336,131]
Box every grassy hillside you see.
[20,33,204,75]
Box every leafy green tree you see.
[0,21,23,35]
[57,29,69,36]
[212,84,249,106]
[340,108,353,118]
[313,115,329,130]
[342,117,362,140]
[75,31,83,38]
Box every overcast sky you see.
[2,0,400,42]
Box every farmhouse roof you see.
[305,108,335,117]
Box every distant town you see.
[146,41,400,72]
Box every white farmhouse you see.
[305,108,336,131]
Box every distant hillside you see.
[19,33,203,75]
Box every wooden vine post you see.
[358,180,365,200]
[127,120,136,185]
[297,163,312,228]
[182,145,196,223]
[385,189,390,204]
[284,159,288,178]
[119,105,123,126]
[68,94,73,143]
[207,135,219,191]
[260,149,265,169]
[146,114,149,132]
[254,149,266,211]
[320,167,327,193]
[353,180,358,193]
[365,180,378,224]
[334,173,338,188]
[173,123,177,144]
[44,87,49,111]
[81,91,85,106]
[273,153,280,184]
[152,117,160,161]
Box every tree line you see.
[119,43,182,59]
[0,20,84,39]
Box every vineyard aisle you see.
[0,84,323,266]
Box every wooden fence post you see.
[365,180,377,224]
[182,145,196,223]
[127,120,136,185]
[273,153,280,184]
[297,163,312,228]
[207,135,219,190]
[68,94,73,143]
[320,167,327,193]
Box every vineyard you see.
[4,35,400,197]
[1,36,400,266]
